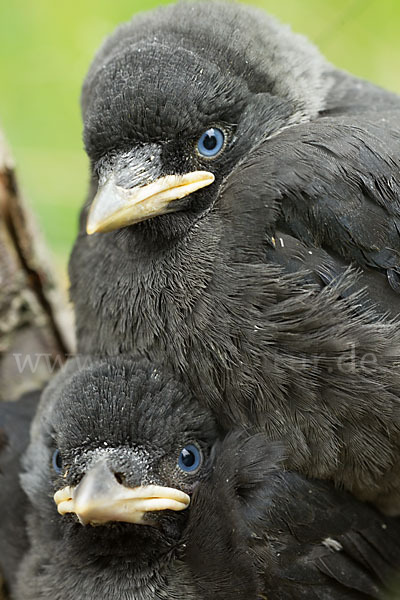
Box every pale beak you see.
[54,459,190,526]
[86,171,215,235]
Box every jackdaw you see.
[69,2,400,513]
[6,358,400,599]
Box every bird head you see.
[21,358,219,563]
[82,1,328,239]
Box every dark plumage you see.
[0,390,41,596]
[69,1,400,512]
[5,358,400,599]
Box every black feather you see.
[0,391,41,595]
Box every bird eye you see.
[197,128,225,158]
[52,449,63,474]
[178,443,202,473]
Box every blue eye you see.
[52,449,63,474]
[178,444,202,473]
[197,128,225,157]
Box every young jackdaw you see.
[4,358,399,599]
[69,2,400,514]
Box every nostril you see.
[114,472,125,484]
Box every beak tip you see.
[86,216,100,235]
[86,225,96,235]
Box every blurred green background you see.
[1,0,399,279]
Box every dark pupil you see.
[203,134,217,151]
[55,451,63,470]
[181,448,195,467]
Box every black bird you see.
[0,390,41,597]
[7,357,400,599]
[69,2,400,513]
